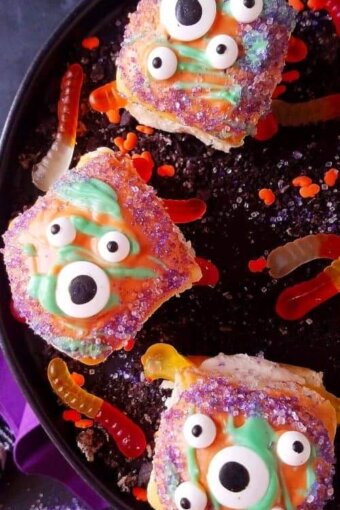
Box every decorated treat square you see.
[116,0,295,150]
[2,150,201,364]
[149,366,336,510]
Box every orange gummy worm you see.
[272,95,340,127]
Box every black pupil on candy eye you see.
[152,57,162,69]
[180,498,191,509]
[219,462,250,492]
[69,275,97,305]
[107,241,119,253]
[51,224,61,235]
[243,0,256,7]
[175,0,202,26]
[216,44,227,54]
[191,425,203,437]
[293,440,304,454]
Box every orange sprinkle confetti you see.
[70,372,85,387]
[157,164,176,177]
[272,85,287,99]
[282,70,300,83]
[123,132,138,151]
[299,183,320,198]
[324,168,339,187]
[136,125,155,135]
[107,109,121,124]
[132,487,148,502]
[63,410,81,422]
[258,188,276,206]
[254,112,279,141]
[113,136,126,152]
[292,175,313,187]
[288,0,305,11]
[82,36,100,50]
[74,419,94,429]
[248,257,267,273]
[286,36,308,63]
[308,0,325,9]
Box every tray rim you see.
[0,1,136,508]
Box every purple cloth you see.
[0,351,108,510]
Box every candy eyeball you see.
[47,217,76,247]
[206,35,238,69]
[56,261,111,318]
[276,431,311,466]
[183,413,217,448]
[174,481,208,510]
[98,231,131,263]
[147,47,178,80]
[160,0,217,42]
[229,0,263,23]
[207,446,269,508]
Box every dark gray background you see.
[0,2,97,508]
[0,0,83,128]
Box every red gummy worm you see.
[95,401,147,459]
[276,271,338,320]
[162,198,207,224]
[58,63,84,146]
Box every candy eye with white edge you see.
[160,0,217,42]
[207,446,269,508]
[98,231,131,263]
[174,481,208,510]
[276,431,311,466]
[56,261,111,318]
[147,47,178,80]
[183,414,216,448]
[206,35,238,69]
[47,217,76,247]
[229,0,263,23]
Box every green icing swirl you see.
[28,274,63,315]
[187,446,200,483]
[225,416,279,510]
[23,243,37,256]
[56,178,122,219]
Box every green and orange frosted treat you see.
[2,149,201,365]
[142,344,340,510]
[90,0,295,152]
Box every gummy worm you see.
[267,234,340,320]
[272,95,340,127]
[267,234,340,278]
[33,64,84,192]
[48,358,147,458]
